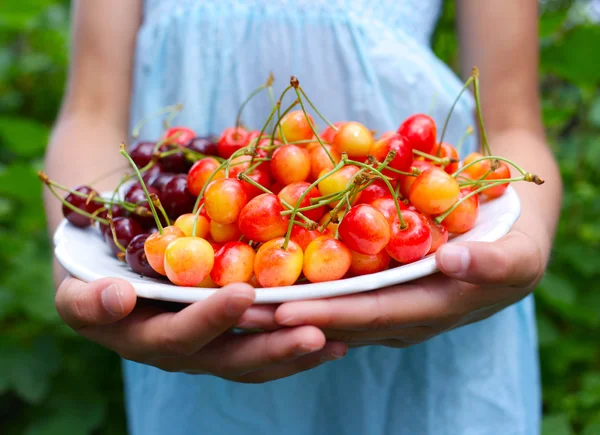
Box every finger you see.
[322,325,438,344]
[233,341,348,383]
[81,283,256,359]
[55,277,137,330]
[436,230,543,288]
[235,304,280,331]
[159,325,328,375]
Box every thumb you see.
[435,230,543,288]
[55,277,137,330]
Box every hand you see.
[274,229,546,348]
[55,277,347,382]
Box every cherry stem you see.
[44,181,109,226]
[456,126,474,157]
[413,149,457,166]
[281,160,345,250]
[248,102,280,167]
[458,176,524,187]
[471,67,492,156]
[150,193,171,226]
[435,181,505,224]
[45,179,138,212]
[299,87,339,132]
[235,73,274,130]
[107,215,127,253]
[452,155,526,179]
[131,103,183,139]
[272,85,294,144]
[437,77,474,154]
[294,87,336,165]
[344,158,407,229]
[119,145,164,234]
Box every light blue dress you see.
[125,1,540,434]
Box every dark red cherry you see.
[124,185,163,228]
[98,205,127,234]
[159,151,187,173]
[161,174,194,218]
[150,173,176,192]
[126,233,162,278]
[62,186,103,228]
[129,141,156,169]
[187,136,219,157]
[141,164,163,185]
[103,217,143,256]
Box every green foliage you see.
[0,1,598,434]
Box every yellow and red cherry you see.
[320,121,346,143]
[317,165,362,207]
[308,144,341,181]
[357,179,393,205]
[431,142,459,174]
[238,193,289,242]
[425,216,449,254]
[278,182,325,222]
[278,110,314,143]
[228,156,272,199]
[303,236,352,283]
[204,178,248,224]
[162,126,196,146]
[397,114,437,154]
[254,238,303,287]
[462,152,491,180]
[369,196,407,222]
[369,133,413,177]
[399,160,433,198]
[481,161,511,198]
[174,213,209,238]
[409,166,460,215]
[290,225,331,251]
[338,204,391,255]
[164,236,214,286]
[217,127,249,159]
[386,211,432,264]
[349,249,391,276]
[144,225,185,276]
[187,157,225,197]
[270,145,310,185]
[439,188,479,234]
[209,220,242,243]
[210,242,255,287]
[332,121,373,158]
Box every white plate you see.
[54,187,521,304]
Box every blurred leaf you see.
[583,422,600,435]
[542,25,600,86]
[542,413,572,435]
[589,96,600,128]
[537,313,559,347]
[537,273,577,309]
[0,162,42,204]
[0,117,49,158]
[0,0,53,31]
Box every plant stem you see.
[294,87,336,165]
[456,126,474,157]
[131,103,182,139]
[438,76,474,152]
[45,183,109,225]
[452,155,526,178]
[434,181,504,224]
[299,87,339,132]
[471,67,492,156]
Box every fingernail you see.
[439,245,470,275]
[226,292,254,317]
[295,343,320,357]
[101,284,124,316]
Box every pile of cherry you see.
[42,73,544,288]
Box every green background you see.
[0,0,599,434]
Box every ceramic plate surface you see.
[54,187,521,304]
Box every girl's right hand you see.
[55,277,346,383]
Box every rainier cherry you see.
[303,236,352,283]
[278,110,314,143]
[174,213,209,238]
[399,160,433,198]
[320,121,346,143]
[425,216,449,254]
[238,194,289,242]
[461,152,490,180]
[164,237,214,286]
[431,142,459,174]
[210,242,255,287]
[218,127,249,159]
[290,225,331,251]
[278,182,325,222]
[62,186,103,228]
[409,166,460,215]
[309,144,341,181]
[369,133,413,176]
[187,157,224,197]
[368,196,407,222]
[332,121,373,158]
[386,211,432,264]
[338,204,391,255]
[349,250,391,276]
[481,161,511,198]
[163,126,196,146]
[144,225,185,276]
[228,156,272,199]
[209,220,242,243]
[358,179,393,205]
[317,165,362,207]
[204,178,248,224]
[254,238,303,287]
[270,145,310,185]
[398,114,437,154]
[439,188,479,234]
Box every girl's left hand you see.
[274,229,546,348]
